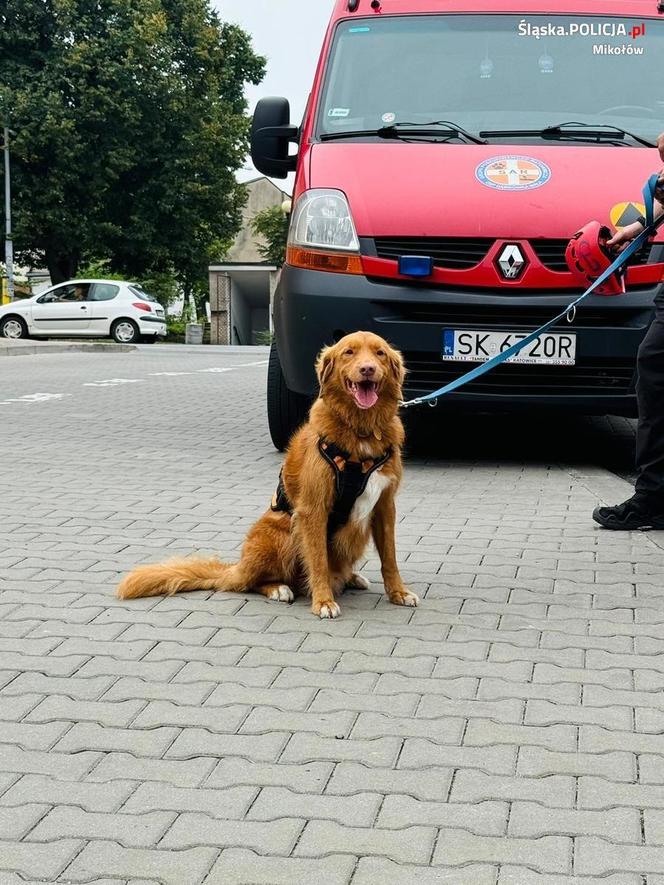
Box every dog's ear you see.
[316,345,336,389]
[387,345,406,388]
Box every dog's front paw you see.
[388,589,419,607]
[312,599,341,619]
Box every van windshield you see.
[317,15,664,144]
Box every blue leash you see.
[400,174,663,409]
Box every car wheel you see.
[0,315,28,340]
[111,319,139,344]
[267,342,312,451]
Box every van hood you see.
[308,143,661,239]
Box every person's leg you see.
[594,297,664,529]
[634,301,664,503]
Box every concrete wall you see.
[230,282,252,346]
[225,177,289,263]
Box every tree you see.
[250,205,289,266]
[0,0,265,285]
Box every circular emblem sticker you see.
[476,156,551,191]
[381,112,396,125]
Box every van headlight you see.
[286,189,363,275]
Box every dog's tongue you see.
[354,382,379,409]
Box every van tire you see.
[267,342,312,451]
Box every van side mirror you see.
[251,97,299,179]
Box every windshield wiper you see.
[480,121,656,148]
[320,120,487,145]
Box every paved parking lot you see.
[1,345,664,884]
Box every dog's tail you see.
[116,557,245,600]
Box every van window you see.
[318,15,663,144]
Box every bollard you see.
[185,323,203,345]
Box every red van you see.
[251,0,664,449]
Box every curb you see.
[0,343,137,357]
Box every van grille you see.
[404,353,636,397]
[373,237,494,269]
[530,238,653,272]
[376,302,653,330]
[373,236,654,271]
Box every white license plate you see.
[442,329,576,366]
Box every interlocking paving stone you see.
[247,786,381,826]
[160,813,304,853]
[451,771,576,807]
[2,349,662,883]
[204,849,356,885]
[63,839,218,884]
[517,746,636,781]
[28,806,176,848]
[121,782,256,818]
[5,775,132,814]
[575,837,664,876]
[433,828,572,873]
[498,870,642,885]
[0,838,84,880]
[326,762,453,802]
[508,802,642,842]
[378,796,509,834]
[86,752,216,787]
[352,858,498,884]
[295,820,436,864]
[0,804,50,840]
[205,758,334,793]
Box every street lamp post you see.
[3,126,14,302]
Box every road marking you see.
[83,379,142,387]
[1,359,270,407]
[0,392,72,405]
[197,361,268,373]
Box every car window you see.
[129,285,158,303]
[89,283,120,302]
[44,283,92,303]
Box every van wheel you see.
[267,342,312,451]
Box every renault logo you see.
[497,244,527,280]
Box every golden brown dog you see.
[116,331,418,618]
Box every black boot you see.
[593,495,664,531]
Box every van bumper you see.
[274,265,663,417]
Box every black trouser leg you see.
[634,298,664,506]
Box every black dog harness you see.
[271,439,392,539]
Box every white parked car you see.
[0,279,167,344]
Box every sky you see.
[213,0,334,183]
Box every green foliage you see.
[1,0,265,286]
[166,317,187,341]
[250,205,289,266]
[253,328,274,346]
[77,259,180,308]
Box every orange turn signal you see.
[286,246,363,275]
